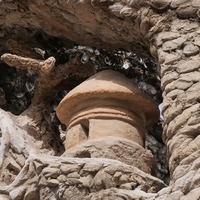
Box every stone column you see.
[151,17,200,198]
[56,70,159,174]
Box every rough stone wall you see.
[0,0,200,199]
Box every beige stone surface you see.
[0,154,165,200]
[63,137,156,174]
[65,124,88,149]
[56,70,159,128]
[56,70,158,175]
[88,118,144,146]
[0,0,200,199]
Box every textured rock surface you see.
[0,155,165,200]
[0,0,200,199]
[150,15,200,200]
[64,138,156,175]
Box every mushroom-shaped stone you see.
[56,70,159,174]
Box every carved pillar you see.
[56,70,159,174]
[151,17,200,198]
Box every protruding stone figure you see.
[56,70,159,174]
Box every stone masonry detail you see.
[0,0,200,199]
[57,70,159,174]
